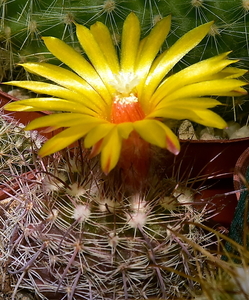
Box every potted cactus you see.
[0,1,249,299]
[3,4,248,220]
[1,0,249,181]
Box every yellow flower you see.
[4,13,247,174]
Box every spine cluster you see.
[1,146,219,299]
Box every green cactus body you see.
[0,0,249,80]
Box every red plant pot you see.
[166,138,249,179]
[165,139,249,227]
[194,177,238,227]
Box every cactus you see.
[0,111,44,183]
[0,0,249,80]
[1,142,249,300]
[1,2,249,300]
[0,143,228,299]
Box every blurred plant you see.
[192,222,249,300]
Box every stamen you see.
[113,93,138,105]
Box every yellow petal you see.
[4,81,103,114]
[150,96,226,128]
[25,113,105,131]
[20,62,107,113]
[147,107,201,120]
[89,139,104,158]
[210,67,248,79]
[158,122,180,155]
[142,21,214,102]
[38,123,99,157]
[134,119,180,154]
[42,36,112,104]
[192,109,227,129]
[120,12,140,73]
[160,79,247,104]
[100,126,122,174]
[75,22,115,92]
[117,122,134,139]
[227,87,248,95]
[136,37,147,60]
[155,98,223,112]
[148,106,227,130]
[135,15,171,93]
[4,98,95,115]
[4,81,78,100]
[149,52,235,108]
[133,119,166,148]
[84,123,115,148]
[90,22,119,74]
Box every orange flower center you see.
[111,93,145,123]
[109,72,145,123]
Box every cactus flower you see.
[4,13,247,174]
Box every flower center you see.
[109,71,140,96]
[113,93,138,105]
[110,72,145,123]
[111,98,145,123]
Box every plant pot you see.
[165,139,249,227]
[166,138,249,179]
[194,177,238,227]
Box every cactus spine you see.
[1,142,249,299]
[0,113,44,183]
[0,144,225,299]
